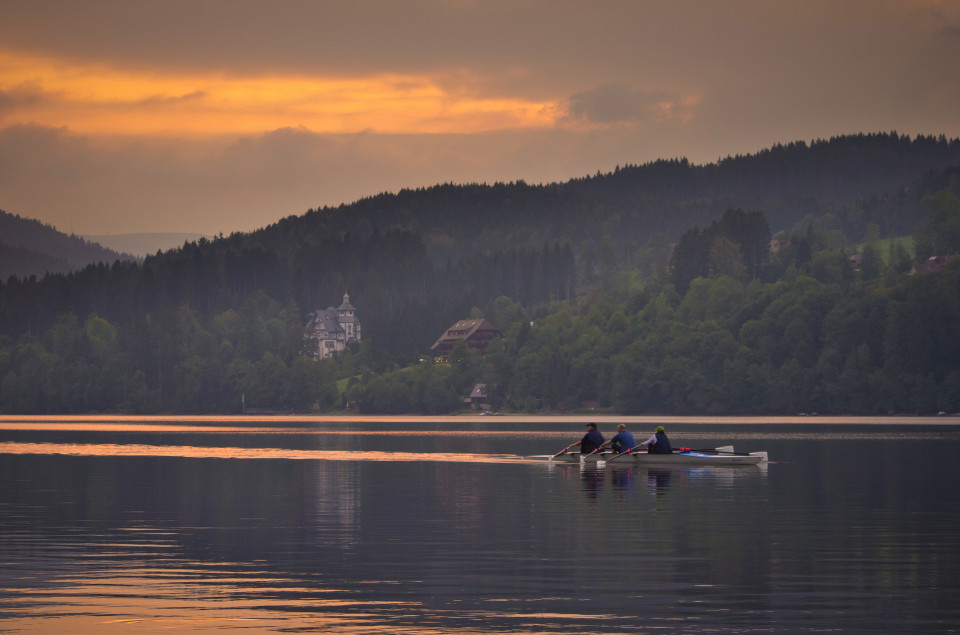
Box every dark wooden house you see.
[430,318,502,363]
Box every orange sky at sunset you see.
[0,50,560,136]
[1,1,959,238]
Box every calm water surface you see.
[1,416,959,633]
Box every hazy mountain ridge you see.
[0,209,137,280]
[9,133,957,279]
[83,233,209,258]
[237,132,960,265]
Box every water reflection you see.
[579,465,605,498]
[0,442,530,463]
[645,468,673,493]
[2,418,959,633]
[3,561,482,633]
[551,461,765,498]
[610,465,638,493]
[0,529,679,633]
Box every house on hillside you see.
[464,384,490,410]
[911,254,957,274]
[304,292,361,360]
[430,318,502,363]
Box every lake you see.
[1,415,959,633]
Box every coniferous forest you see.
[2,132,960,415]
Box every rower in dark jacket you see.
[574,422,605,455]
[639,425,673,454]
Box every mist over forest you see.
[2,132,959,415]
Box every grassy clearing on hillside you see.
[855,236,915,264]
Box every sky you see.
[2,0,960,237]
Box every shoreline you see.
[1,414,959,426]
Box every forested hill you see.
[0,210,136,279]
[1,132,960,416]
[246,132,960,264]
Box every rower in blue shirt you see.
[599,423,636,454]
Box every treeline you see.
[669,208,772,290]
[3,192,959,415]
[350,196,960,415]
[0,243,72,282]
[500,261,960,415]
[0,231,576,412]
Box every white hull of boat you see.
[549,446,767,467]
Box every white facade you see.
[304,293,361,360]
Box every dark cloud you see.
[0,1,670,98]
[138,90,207,106]
[0,83,47,116]
[564,82,680,125]
[0,2,557,75]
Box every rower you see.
[598,423,635,454]
[571,422,604,455]
[637,425,673,454]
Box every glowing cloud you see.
[0,50,561,136]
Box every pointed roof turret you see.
[338,292,356,311]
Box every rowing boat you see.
[548,445,768,466]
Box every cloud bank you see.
[0,0,958,234]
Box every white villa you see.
[304,293,361,360]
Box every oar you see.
[602,444,696,464]
[605,444,645,463]
[581,446,610,466]
[550,443,577,460]
[603,444,695,463]
[687,447,750,456]
[687,447,767,462]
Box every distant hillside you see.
[241,132,960,265]
[0,209,137,280]
[83,233,209,257]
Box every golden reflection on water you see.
[3,565,638,635]
[1,413,957,441]
[0,442,533,463]
[7,571,421,634]
[0,422,306,433]
[0,423,555,433]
